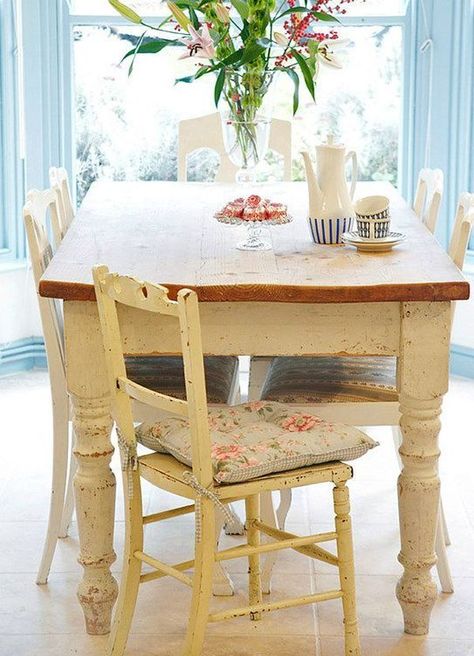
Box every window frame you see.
[0,0,24,262]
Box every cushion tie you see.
[117,430,138,498]
[182,472,235,543]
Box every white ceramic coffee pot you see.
[302,134,358,244]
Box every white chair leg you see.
[213,508,234,596]
[276,489,292,530]
[248,357,273,402]
[435,506,454,594]
[260,489,292,594]
[392,425,453,592]
[440,498,451,546]
[59,427,76,538]
[36,392,70,585]
[223,504,245,536]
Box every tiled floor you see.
[1,371,474,656]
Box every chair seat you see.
[138,450,354,500]
[261,356,398,404]
[125,355,238,404]
[136,401,377,485]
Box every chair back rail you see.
[92,266,213,487]
[23,191,66,393]
[49,166,75,233]
[413,168,444,234]
[178,112,292,183]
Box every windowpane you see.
[74,23,402,200]
[342,0,408,16]
[72,1,166,16]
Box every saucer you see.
[342,231,406,252]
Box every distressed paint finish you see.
[397,301,451,635]
[65,301,118,634]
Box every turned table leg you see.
[396,302,451,635]
[65,301,119,634]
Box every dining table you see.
[39,179,470,637]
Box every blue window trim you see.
[0,0,24,261]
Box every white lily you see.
[317,38,350,69]
[274,31,289,47]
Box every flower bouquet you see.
[109,0,354,183]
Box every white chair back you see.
[449,192,474,271]
[413,168,444,234]
[49,166,75,234]
[178,112,292,183]
[23,190,66,392]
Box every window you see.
[0,0,24,260]
[70,2,407,202]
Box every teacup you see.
[355,195,391,239]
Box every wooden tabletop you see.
[39,180,470,304]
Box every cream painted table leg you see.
[396,301,451,635]
[64,301,119,635]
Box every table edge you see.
[39,279,470,304]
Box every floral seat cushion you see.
[261,356,398,404]
[136,401,378,484]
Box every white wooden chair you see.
[256,192,474,596]
[93,265,364,656]
[413,168,444,234]
[49,166,75,235]
[23,189,76,584]
[178,112,292,182]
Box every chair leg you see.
[213,508,235,597]
[260,489,292,594]
[59,428,76,538]
[333,481,360,656]
[393,425,453,589]
[245,495,262,621]
[248,357,273,402]
[182,499,216,656]
[440,498,451,546]
[260,491,277,594]
[276,489,292,531]
[36,392,70,585]
[435,506,454,593]
[107,473,143,656]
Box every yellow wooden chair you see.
[92,265,371,656]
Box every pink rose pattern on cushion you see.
[281,413,320,432]
[136,401,378,484]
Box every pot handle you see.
[346,151,358,200]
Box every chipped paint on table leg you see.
[396,301,451,635]
[65,301,119,635]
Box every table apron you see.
[111,300,401,356]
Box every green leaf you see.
[108,0,142,23]
[188,6,200,29]
[291,49,315,100]
[230,0,249,20]
[214,67,226,107]
[127,31,147,75]
[176,74,198,83]
[240,43,266,64]
[121,38,183,62]
[283,67,300,114]
[276,7,338,22]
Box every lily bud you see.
[215,3,230,24]
[274,32,289,47]
[167,2,191,31]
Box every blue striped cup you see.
[308,216,354,245]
